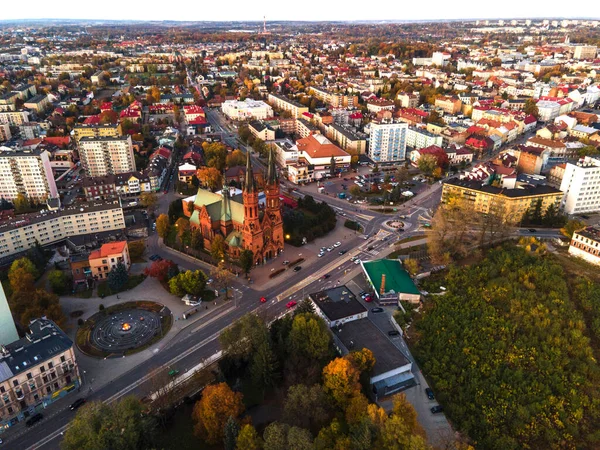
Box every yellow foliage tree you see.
[347,348,376,374]
[322,357,361,407]
[236,424,262,450]
[197,167,223,190]
[192,382,244,444]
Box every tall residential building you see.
[0,124,11,142]
[368,120,408,162]
[0,147,58,202]
[72,123,122,142]
[560,157,600,214]
[0,318,81,430]
[79,135,136,177]
[573,45,597,60]
[0,111,30,126]
[0,200,125,259]
[0,283,18,346]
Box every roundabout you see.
[384,220,405,230]
[77,301,172,357]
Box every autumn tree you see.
[156,214,170,239]
[139,192,158,212]
[345,392,370,426]
[175,217,190,245]
[263,422,289,450]
[203,142,228,171]
[211,234,226,261]
[169,269,208,297]
[197,167,223,190]
[13,193,29,213]
[322,357,361,408]
[226,149,246,168]
[144,259,177,283]
[403,258,420,276]
[190,228,203,251]
[347,348,376,374]
[192,382,244,444]
[48,269,70,295]
[417,154,438,176]
[99,109,118,124]
[9,257,38,294]
[524,98,539,119]
[127,240,145,261]
[283,384,331,431]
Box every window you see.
[40,365,45,373]
[7,406,13,414]
[12,380,18,387]
[27,373,32,380]
[60,355,65,363]
[46,386,51,394]
[42,376,48,384]
[48,362,53,369]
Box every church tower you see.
[242,152,263,261]
[263,148,284,257]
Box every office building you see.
[560,157,600,214]
[221,99,273,121]
[0,147,58,203]
[79,135,136,177]
[0,200,125,259]
[368,120,408,162]
[0,318,81,431]
[0,283,18,346]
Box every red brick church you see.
[188,151,284,264]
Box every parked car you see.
[431,405,444,414]
[26,413,43,427]
[388,330,400,336]
[364,295,373,303]
[528,228,537,233]
[260,296,267,303]
[334,242,341,247]
[354,259,362,265]
[282,260,290,265]
[293,266,302,272]
[350,256,358,262]
[371,307,384,313]
[425,388,435,400]
[70,398,86,410]
[338,249,347,255]
[286,301,297,308]
[327,246,333,252]
[318,252,324,258]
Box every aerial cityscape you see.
[1,13,600,450]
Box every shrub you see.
[269,268,286,279]
[99,304,105,311]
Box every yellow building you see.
[72,123,122,142]
[442,178,563,220]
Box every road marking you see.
[190,305,236,333]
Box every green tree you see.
[561,219,586,238]
[203,142,228,171]
[417,154,438,176]
[288,313,332,362]
[107,262,129,292]
[13,193,29,212]
[220,313,269,360]
[263,422,289,450]
[61,396,155,450]
[190,228,203,251]
[239,249,254,276]
[48,269,69,295]
[251,341,279,388]
[236,424,262,450]
[139,192,158,211]
[224,416,241,450]
[168,270,207,296]
[283,384,331,431]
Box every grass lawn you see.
[395,235,426,245]
[73,288,93,299]
[97,274,146,297]
[388,244,428,260]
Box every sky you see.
[1,0,599,23]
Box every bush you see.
[77,318,84,326]
[344,220,361,231]
[288,258,305,267]
[99,304,105,311]
[269,268,286,279]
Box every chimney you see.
[380,274,386,295]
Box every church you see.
[188,150,284,264]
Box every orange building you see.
[88,241,131,281]
[189,151,284,264]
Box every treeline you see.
[413,246,600,449]
[283,195,337,246]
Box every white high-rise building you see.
[0,283,18,346]
[0,146,58,202]
[573,45,597,60]
[368,121,408,163]
[560,157,600,214]
[79,135,136,177]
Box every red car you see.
[260,296,267,303]
[286,301,297,309]
[364,295,373,303]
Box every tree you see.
[13,193,29,213]
[287,427,313,450]
[48,269,69,295]
[395,166,410,186]
[144,259,177,283]
[197,167,223,190]
[426,110,445,125]
[347,348,376,374]
[524,98,539,119]
[322,357,361,408]
[263,422,289,450]
[345,392,370,426]
[220,313,269,360]
[127,240,145,261]
[349,185,362,197]
[314,419,351,450]
[9,257,38,294]
[211,261,232,299]
[251,341,279,388]
[203,142,228,171]
[226,149,246,168]
[192,382,244,444]
[175,217,190,245]
[108,262,129,292]
[283,384,331,431]
[190,228,203,251]
[156,214,170,239]
[168,199,183,223]
[330,155,337,177]
[61,396,155,450]
[561,219,586,238]
[139,192,158,211]
[403,258,420,276]
[187,200,195,215]
[224,416,241,450]
[99,109,118,124]
[239,249,254,276]
[287,313,332,362]
[236,424,262,450]
[417,154,438,176]
[168,269,207,297]
[211,234,226,261]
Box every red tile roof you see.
[89,241,128,260]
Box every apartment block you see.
[573,45,597,60]
[0,147,58,202]
[0,111,30,126]
[0,200,125,259]
[268,93,309,119]
[0,318,81,431]
[326,123,367,154]
[406,126,443,150]
[23,95,49,113]
[0,124,10,143]
[72,124,122,142]
[569,226,600,265]
[560,157,600,214]
[368,120,408,162]
[79,135,136,177]
[435,96,462,114]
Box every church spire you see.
[266,147,278,185]
[244,151,256,193]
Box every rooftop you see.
[444,178,562,198]
[309,285,367,321]
[575,226,600,242]
[362,259,420,296]
[89,241,128,260]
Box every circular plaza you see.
[78,302,172,357]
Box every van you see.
[26,413,43,427]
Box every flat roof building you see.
[361,259,421,305]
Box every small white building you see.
[569,226,600,265]
[221,99,273,121]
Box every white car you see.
[334,242,341,248]
[354,259,362,265]
[327,247,334,252]
[318,252,324,258]
[350,256,358,262]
